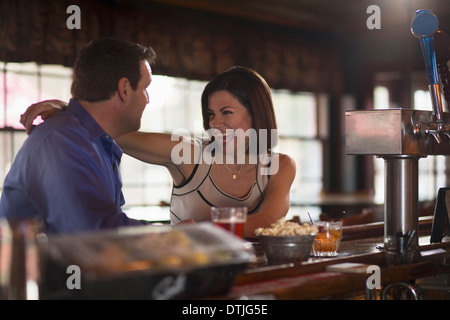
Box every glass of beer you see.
[210,207,247,237]
[312,221,342,257]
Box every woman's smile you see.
[207,90,252,158]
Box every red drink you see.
[211,207,248,238]
[214,220,244,237]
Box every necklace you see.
[223,163,241,180]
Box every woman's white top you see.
[169,142,270,223]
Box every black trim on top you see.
[248,200,262,214]
[173,162,200,189]
[197,190,216,207]
[208,176,255,201]
[169,209,182,222]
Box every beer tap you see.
[411,9,446,143]
[346,9,450,262]
[435,29,450,141]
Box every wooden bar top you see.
[217,217,450,300]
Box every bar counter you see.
[4,216,450,300]
[217,216,450,300]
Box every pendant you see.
[232,173,237,180]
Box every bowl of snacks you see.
[255,219,318,264]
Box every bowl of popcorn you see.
[255,219,318,264]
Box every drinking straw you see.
[334,211,346,222]
[307,212,313,224]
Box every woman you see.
[21,66,296,238]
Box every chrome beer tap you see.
[346,9,450,263]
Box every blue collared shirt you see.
[0,99,148,233]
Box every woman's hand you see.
[20,99,68,134]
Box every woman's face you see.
[207,90,253,157]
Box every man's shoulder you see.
[30,113,87,141]
[35,112,80,132]
[22,113,91,156]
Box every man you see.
[0,38,156,233]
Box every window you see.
[272,90,325,198]
[0,62,72,128]
[0,62,72,198]
[0,63,326,223]
[412,89,447,202]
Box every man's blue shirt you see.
[0,99,148,233]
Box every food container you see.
[37,222,255,299]
[257,234,315,264]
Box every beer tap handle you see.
[411,9,444,128]
[435,30,450,108]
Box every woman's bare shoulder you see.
[271,152,296,170]
[277,152,296,166]
[259,152,296,178]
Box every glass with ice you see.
[312,221,342,257]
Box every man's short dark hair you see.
[71,37,156,102]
